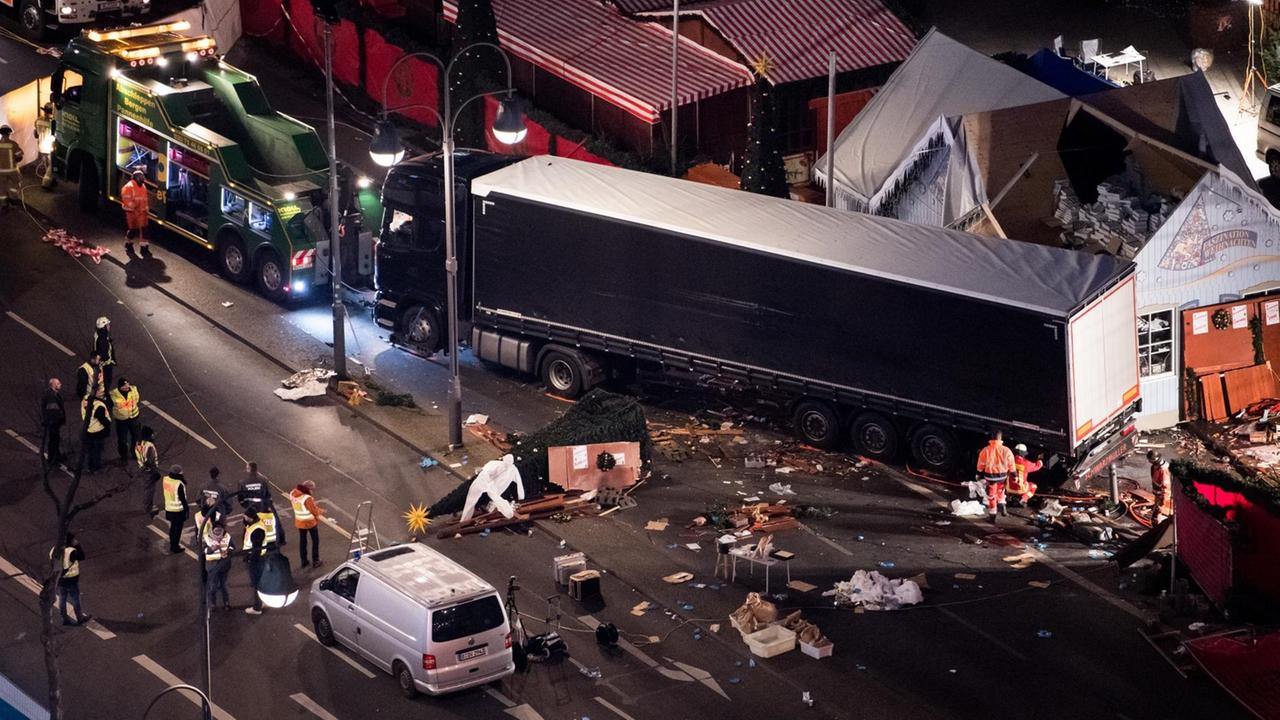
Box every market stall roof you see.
[0,35,58,97]
[442,0,752,124]
[814,29,1065,208]
[635,0,916,85]
[473,157,1130,316]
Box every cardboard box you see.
[547,441,642,492]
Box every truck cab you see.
[373,151,520,353]
[4,0,148,40]
[1257,85,1280,178]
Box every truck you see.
[4,0,147,41]
[1258,85,1280,179]
[50,21,375,301]
[374,153,1141,481]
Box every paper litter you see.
[464,413,489,425]
[822,570,923,610]
[768,482,796,496]
[274,368,335,401]
[644,519,669,531]
[950,500,986,517]
[961,480,986,499]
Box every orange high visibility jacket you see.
[1009,456,1042,495]
[121,180,149,228]
[1151,462,1173,517]
[976,440,1015,477]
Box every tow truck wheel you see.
[909,424,959,474]
[255,250,287,301]
[18,0,48,40]
[850,412,900,461]
[792,400,841,449]
[398,304,441,354]
[217,233,251,284]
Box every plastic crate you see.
[800,638,833,659]
[744,625,796,658]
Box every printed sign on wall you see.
[1231,305,1248,329]
[1192,311,1209,335]
[1266,300,1280,326]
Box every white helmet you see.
[1014,443,1028,455]
[95,316,110,329]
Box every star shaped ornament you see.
[404,503,432,536]
[749,51,776,80]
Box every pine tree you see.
[450,0,502,149]
[739,68,788,198]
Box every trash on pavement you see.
[954,573,977,581]
[645,519,669,531]
[1040,499,1065,518]
[1028,580,1051,589]
[42,228,110,263]
[823,570,924,610]
[950,500,986,517]
[220,301,234,308]
[1037,630,1053,638]
[781,610,830,657]
[730,592,778,634]
[768,482,796,496]
[274,368,335,400]
[787,580,818,593]
[744,624,796,658]
[464,413,490,425]
[630,601,651,616]
[663,571,695,584]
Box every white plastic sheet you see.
[823,570,924,610]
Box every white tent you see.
[813,29,1065,211]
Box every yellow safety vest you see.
[161,475,185,512]
[204,534,231,562]
[81,398,108,434]
[109,386,140,420]
[290,491,314,522]
[134,440,156,469]
[243,513,277,555]
[79,363,104,399]
[49,546,79,579]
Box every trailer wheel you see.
[218,233,251,284]
[255,250,287,301]
[910,424,959,474]
[1269,151,1280,180]
[398,304,442,354]
[792,400,840,449]
[18,0,47,40]
[850,412,899,461]
[540,349,585,398]
[77,156,99,212]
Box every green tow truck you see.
[50,20,376,300]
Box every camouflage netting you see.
[428,389,652,517]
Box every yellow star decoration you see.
[404,504,432,536]
[749,51,776,80]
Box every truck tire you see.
[850,412,899,461]
[18,0,47,40]
[77,156,99,212]
[910,424,959,474]
[398,304,442,354]
[792,400,840,449]
[218,233,252,284]
[1269,151,1280,180]
[255,249,287,301]
[540,349,586,398]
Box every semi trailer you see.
[374,153,1141,481]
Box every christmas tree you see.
[450,0,502,149]
[739,54,788,198]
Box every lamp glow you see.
[369,120,405,167]
[492,96,528,145]
[256,553,298,608]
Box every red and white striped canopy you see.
[443,0,752,124]
[639,0,917,85]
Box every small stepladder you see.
[347,500,381,560]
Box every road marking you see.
[484,687,516,708]
[131,654,236,720]
[5,429,72,477]
[0,554,43,595]
[5,311,75,357]
[667,659,729,701]
[594,696,638,720]
[291,623,377,678]
[82,618,116,641]
[146,524,199,560]
[140,400,217,450]
[800,522,855,556]
[938,608,1028,661]
[503,705,546,720]
[290,693,341,720]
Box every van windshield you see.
[432,596,504,643]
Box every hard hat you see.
[1014,443,1028,455]
[0,125,11,135]
[95,316,110,329]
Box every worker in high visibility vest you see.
[203,523,233,610]
[75,352,105,402]
[50,533,89,626]
[81,395,112,473]
[976,431,1016,523]
[109,377,141,466]
[121,169,151,254]
[135,425,161,516]
[94,318,115,393]
[242,510,277,615]
[290,480,324,568]
[1008,443,1042,507]
[0,124,23,210]
[162,465,189,554]
[1148,451,1174,524]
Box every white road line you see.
[503,705,546,720]
[5,311,75,357]
[4,429,72,477]
[131,655,236,720]
[800,522,855,556]
[82,618,116,640]
[594,696,638,720]
[146,524,199,560]
[484,687,517,708]
[140,400,217,450]
[938,608,1027,661]
[0,554,43,595]
[291,623,376,678]
[290,693,341,720]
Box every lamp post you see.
[369,45,527,450]
[315,0,346,380]
[142,684,212,719]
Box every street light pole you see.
[322,17,346,380]
[441,86,463,450]
[197,532,211,720]
[824,51,836,208]
[669,0,679,175]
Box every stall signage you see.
[1266,300,1280,326]
[1159,228,1258,270]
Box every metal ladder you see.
[347,501,381,560]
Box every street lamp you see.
[142,684,212,719]
[257,551,299,608]
[369,44,527,450]
[315,0,347,380]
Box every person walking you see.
[93,318,116,392]
[49,533,89,626]
[1148,451,1173,525]
[200,467,234,524]
[1008,443,1042,507]
[0,124,23,211]
[109,378,141,465]
[161,465,189,554]
[239,461,285,547]
[41,378,66,466]
[242,509,278,615]
[135,426,160,516]
[121,169,151,255]
[976,431,1016,524]
[204,523,233,610]
[290,481,324,568]
[75,352,105,402]
[81,394,112,473]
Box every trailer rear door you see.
[1067,275,1139,451]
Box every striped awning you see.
[639,0,917,85]
[443,0,752,124]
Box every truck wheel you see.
[540,349,585,398]
[399,304,441,354]
[1269,151,1280,180]
[393,660,419,699]
[218,234,251,284]
[255,250,287,301]
[77,156,99,212]
[18,0,48,40]
[910,424,959,474]
[792,400,840,449]
[850,412,899,461]
[312,610,336,647]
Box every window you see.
[116,120,164,184]
[248,201,274,236]
[1138,309,1174,378]
[53,68,84,105]
[221,188,247,223]
[330,568,359,602]
[431,596,504,642]
[1268,93,1280,126]
[382,208,443,252]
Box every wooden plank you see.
[1223,364,1279,415]
[1201,375,1228,422]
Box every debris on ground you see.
[730,592,778,634]
[787,580,818,593]
[768,482,796,496]
[645,519,669,531]
[547,441,642,492]
[42,228,109,263]
[950,500,986,517]
[274,368,335,400]
[464,413,490,425]
[663,571,694,584]
[431,491,599,537]
[360,378,417,408]
[823,570,924,610]
[336,380,368,405]
[419,456,438,469]
[220,301,234,308]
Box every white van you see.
[1257,85,1280,178]
[309,543,515,697]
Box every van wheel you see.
[910,424,959,474]
[540,349,585,398]
[850,412,899,461]
[256,250,287,301]
[312,610,336,646]
[792,400,840,449]
[399,304,441,354]
[393,660,419,699]
[218,233,251,284]
[77,156,99,212]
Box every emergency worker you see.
[81,394,112,473]
[109,378,141,465]
[122,169,150,253]
[75,352,105,401]
[976,431,1016,523]
[93,318,115,392]
[1148,451,1173,524]
[289,480,323,568]
[135,425,160,516]
[242,509,277,615]
[1008,443,1042,506]
[0,124,22,209]
[161,465,189,554]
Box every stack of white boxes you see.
[1052,178,1170,258]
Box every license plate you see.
[98,2,120,9]
[458,646,487,661]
